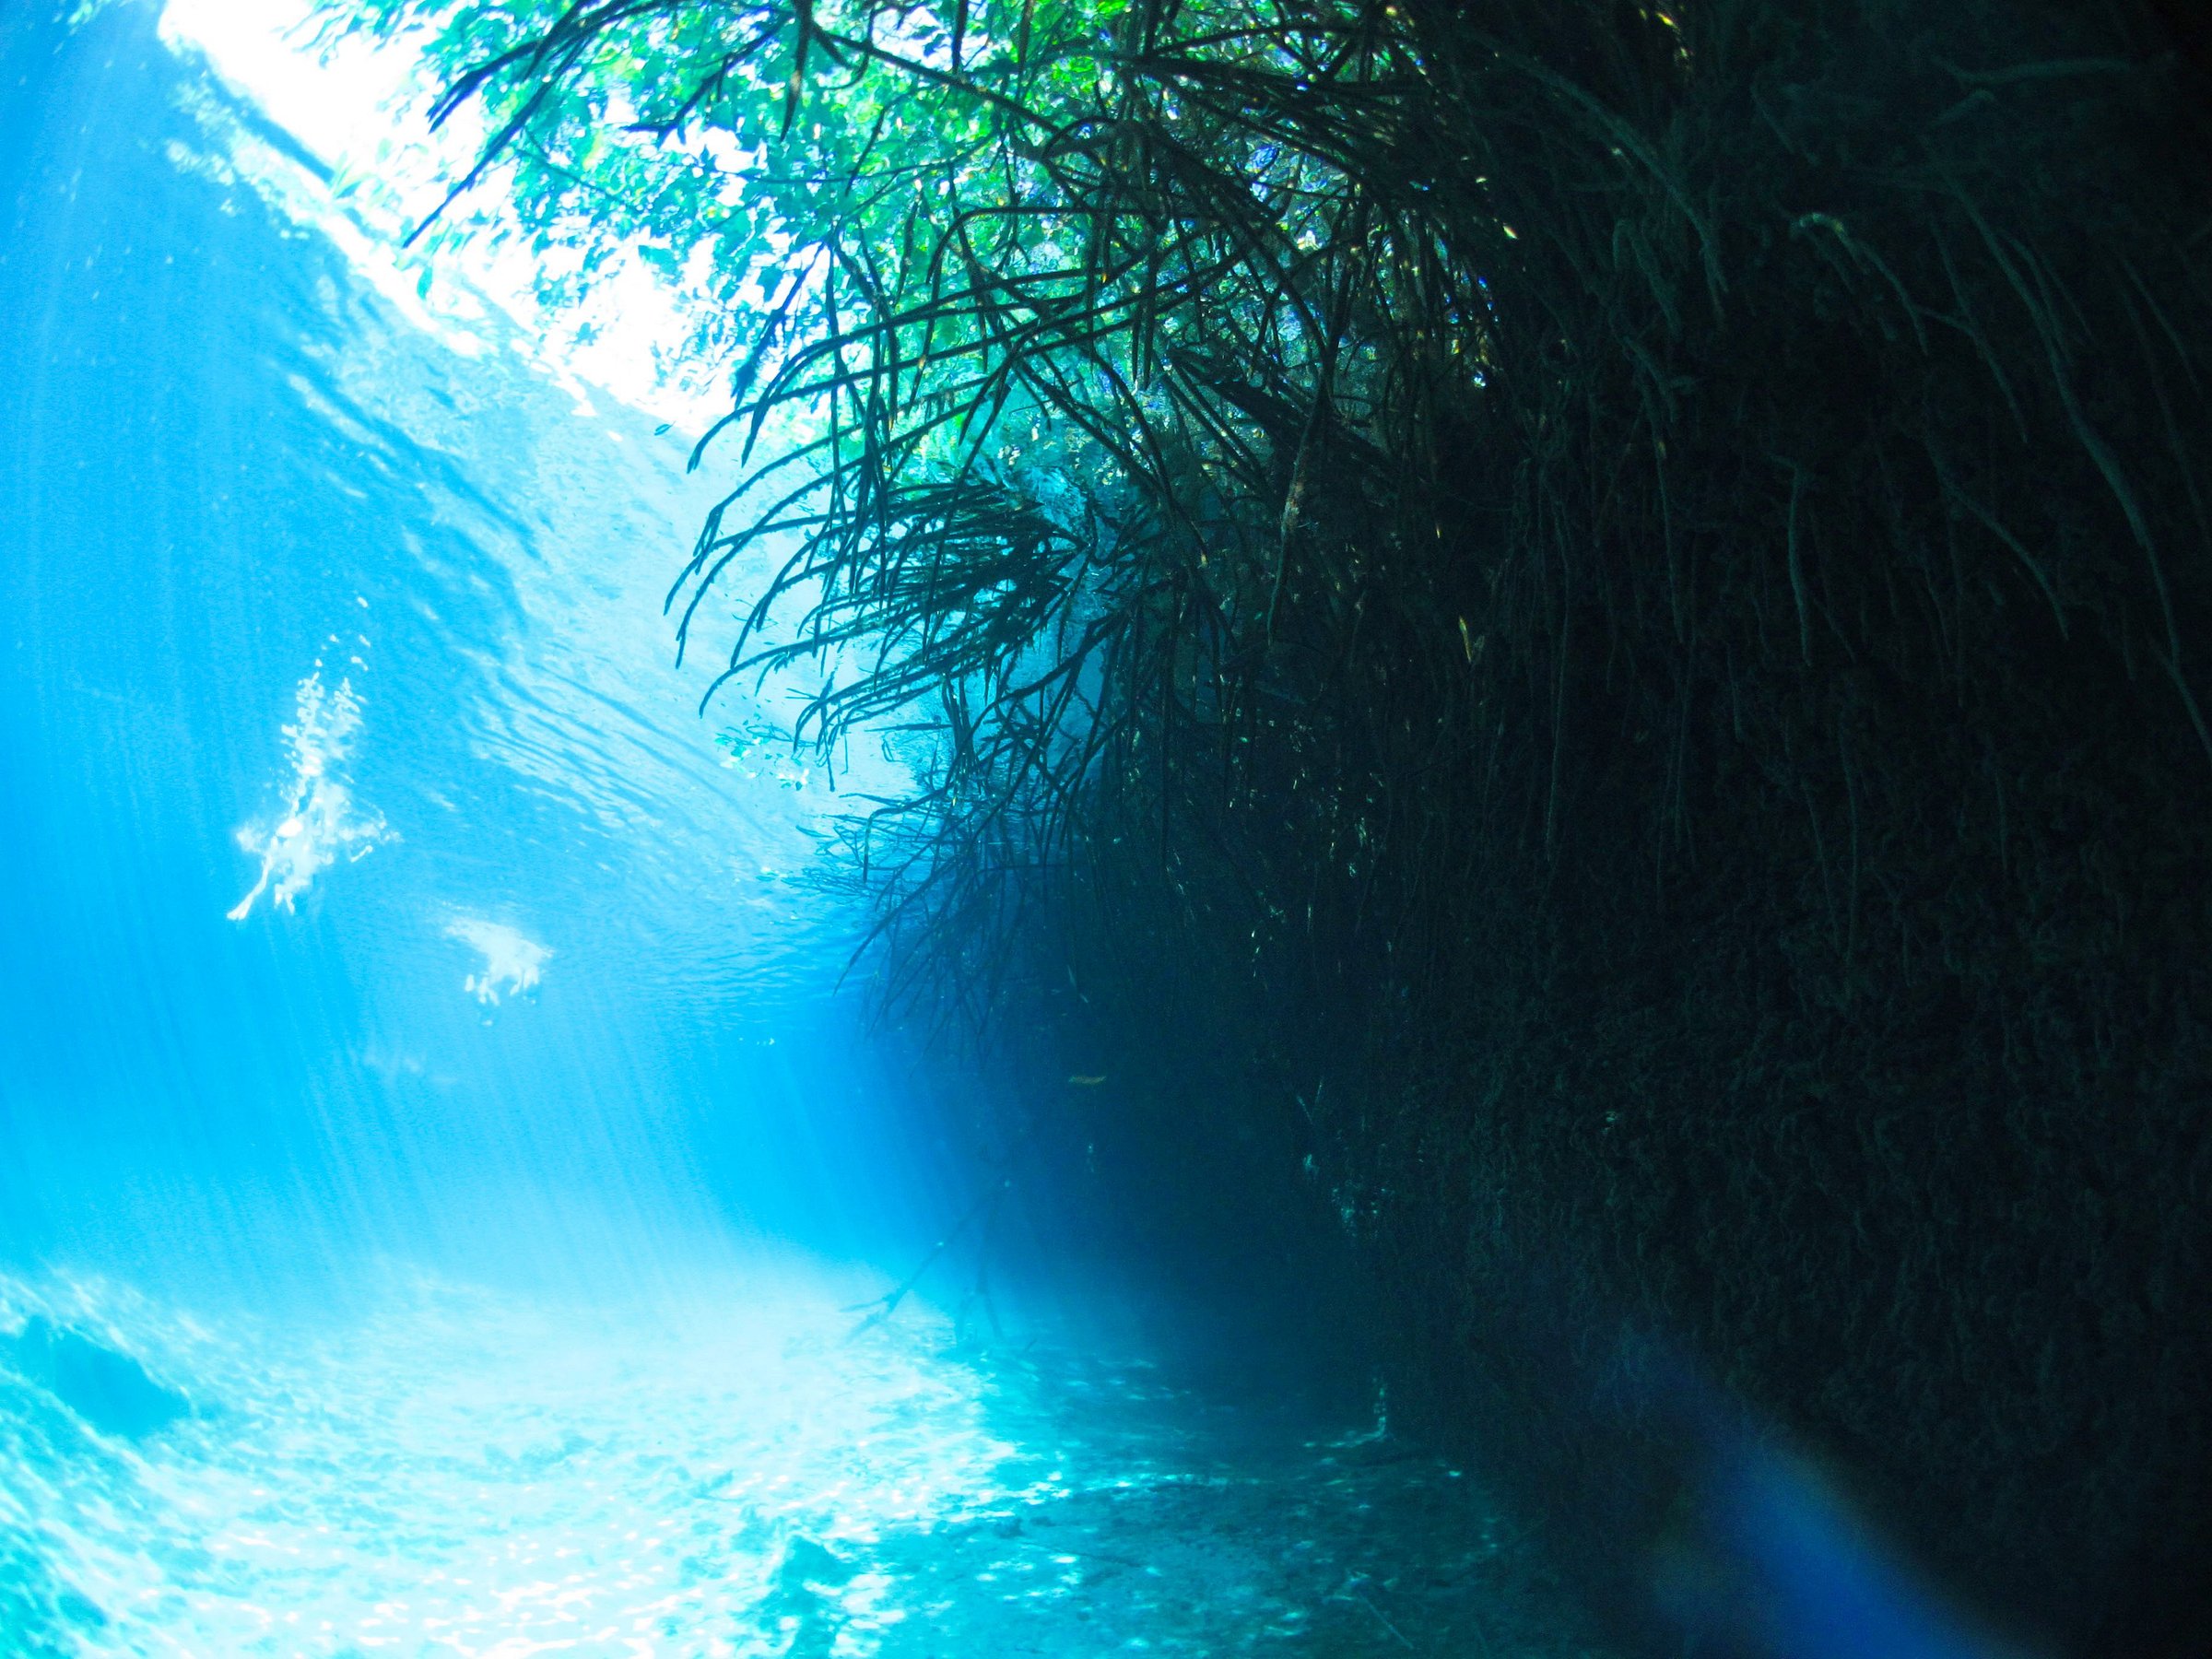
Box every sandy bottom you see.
[0,1266,1593,1657]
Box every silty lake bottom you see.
[0,1265,1589,1658]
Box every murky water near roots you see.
[0,1271,1579,1658]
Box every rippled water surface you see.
[0,0,915,1277]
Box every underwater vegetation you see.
[319,0,2212,1652]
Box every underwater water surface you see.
[0,0,919,1280]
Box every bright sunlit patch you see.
[448,916,552,1006]
[0,1274,1550,1654]
[159,0,732,431]
[0,1272,1062,1657]
[229,670,392,921]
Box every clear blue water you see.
[0,7,1571,1654]
[0,0,924,1284]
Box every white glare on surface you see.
[159,0,732,430]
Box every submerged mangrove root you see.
[845,1176,1012,1340]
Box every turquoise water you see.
[0,7,1574,1653]
[0,1266,1566,1656]
[0,0,912,1279]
